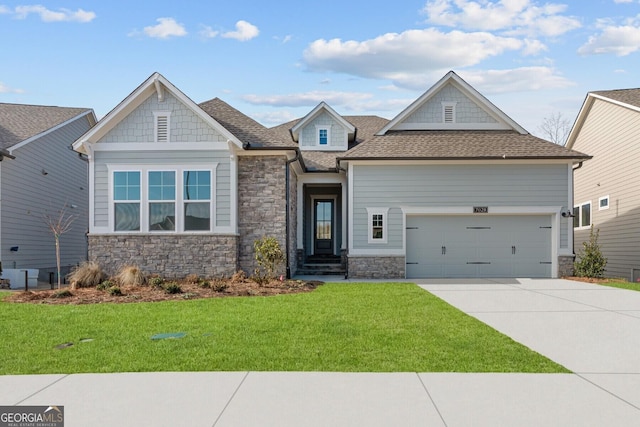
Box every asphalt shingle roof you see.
[0,103,89,149]
[199,98,295,148]
[592,88,640,109]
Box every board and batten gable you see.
[349,163,572,253]
[1,113,93,274]
[404,83,499,126]
[571,97,640,280]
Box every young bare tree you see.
[43,203,77,289]
[537,112,572,145]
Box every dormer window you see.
[154,112,171,142]
[442,102,456,124]
[316,125,330,146]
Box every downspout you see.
[336,158,348,279]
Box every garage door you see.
[406,215,551,278]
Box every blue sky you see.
[1,0,639,136]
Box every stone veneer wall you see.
[237,155,288,276]
[558,255,575,278]
[88,234,237,278]
[288,164,298,276]
[348,255,405,279]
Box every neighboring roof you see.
[0,103,91,150]
[591,88,640,109]
[340,130,591,161]
[566,88,640,149]
[377,71,527,135]
[290,102,356,143]
[198,98,293,148]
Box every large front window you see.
[184,170,211,231]
[112,167,213,232]
[114,171,140,231]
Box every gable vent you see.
[156,114,169,142]
[444,106,454,123]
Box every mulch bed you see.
[5,277,322,305]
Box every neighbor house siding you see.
[573,99,640,280]
[1,114,92,278]
[351,163,570,250]
[91,150,231,231]
[100,92,227,143]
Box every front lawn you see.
[0,283,567,374]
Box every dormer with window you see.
[291,102,355,151]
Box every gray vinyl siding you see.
[352,164,569,250]
[573,99,640,280]
[299,112,348,150]
[93,150,231,229]
[1,114,92,273]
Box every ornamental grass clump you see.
[67,261,106,289]
[116,265,147,287]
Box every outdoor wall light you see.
[561,210,575,218]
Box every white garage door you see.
[406,215,552,278]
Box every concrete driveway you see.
[418,278,640,410]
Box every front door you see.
[314,200,334,255]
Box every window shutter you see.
[156,115,169,142]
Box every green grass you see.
[0,283,567,374]
[592,279,640,292]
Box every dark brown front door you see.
[314,200,333,255]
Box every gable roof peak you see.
[290,101,356,143]
[376,71,528,136]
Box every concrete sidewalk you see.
[2,278,640,426]
[2,371,639,426]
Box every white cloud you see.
[199,25,219,38]
[423,0,581,37]
[142,17,187,39]
[250,110,298,126]
[578,17,640,56]
[458,67,575,94]
[221,20,259,41]
[11,5,95,22]
[242,90,412,113]
[303,28,525,89]
[0,82,24,93]
[0,6,10,14]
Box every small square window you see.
[367,208,389,244]
[599,196,609,210]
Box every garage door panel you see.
[406,215,552,278]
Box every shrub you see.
[574,225,608,278]
[253,236,285,281]
[67,261,106,289]
[230,271,247,283]
[211,279,228,292]
[96,280,114,291]
[164,282,182,294]
[116,265,147,287]
[199,279,211,289]
[149,276,164,288]
[108,286,123,296]
[184,274,200,284]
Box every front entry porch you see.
[296,183,346,275]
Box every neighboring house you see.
[73,71,589,280]
[566,88,640,281]
[0,103,96,287]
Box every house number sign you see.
[473,206,489,213]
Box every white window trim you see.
[315,125,331,146]
[573,201,592,229]
[598,195,610,211]
[442,102,457,124]
[153,111,171,143]
[107,164,216,234]
[366,207,389,244]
